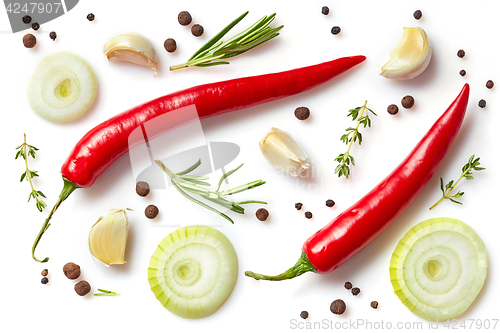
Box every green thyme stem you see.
[94,289,120,296]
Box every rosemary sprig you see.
[334,101,377,178]
[15,134,47,212]
[155,159,266,223]
[94,289,120,296]
[429,155,485,209]
[170,11,283,70]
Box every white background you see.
[0,0,498,332]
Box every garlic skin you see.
[89,208,130,266]
[259,127,309,177]
[103,33,158,74]
[379,27,432,80]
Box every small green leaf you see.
[449,198,463,205]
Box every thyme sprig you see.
[15,134,47,212]
[429,155,485,209]
[334,101,376,178]
[170,11,283,70]
[156,159,266,223]
[94,289,120,296]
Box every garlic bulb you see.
[103,33,158,74]
[89,208,130,266]
[259,127,309,177]
[379,27,432,80]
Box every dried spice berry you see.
[41,277,49,284]
[191,24,204,37]
[295,203,303,210]
[256,208,269,221]
[459,70,466,77]
[371,301,379,309]
[305,211,313,219]
[87,13,95,21]
[294,107,310,120]
[486,80,494,89]
[23,34,36,48]
[331,26,341,35]
[136,181,150,197]
[74,280,91,296]
[387,104,399,115]
[457,49,465,58]
[401,95,415,109]
[330,299,346,315]
[178,11,192,26]
[322,6,329,15]
[145,205,159,219]
[63,262,81,280]
[300,311,309,319]
[49,31,57,41]
[326,199,335,207]
[413,10,422,20]
[41,269,48,276]
[22,15,32,24]
[351,287,361,296]
[164,38,177,53]
[31,22,40,31]
[478,99,486,108]
[344,281,352,290]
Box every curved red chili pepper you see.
[32,56,366,262]
[245,83,470,280]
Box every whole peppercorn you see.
[401,95,415,109]
[164,38,177,53]
[330,299,346,315]
[486,80,494,89]
[87,13,95,21]
[256,208,269,221]
[371,301,379,309]
[191,24,204,37]
[41,277,49,284]
[387,104,399,115]
[63,262,81,280]
[49,31,57,41]
[457,49,465,58]
[413,10,422,20]
[145,205,159,219]
[478,99,486,108]
[136,181,150,197]
[23,34,36,48]
[321,6,329,15]
[295,203,303,210]
[41,269,48,276]
[459,70,466,77]
[305,211,313,219]
[344,281,353,290]
[326,199,335,207]
[22,15,32,24]
[331,26,341,35]
[178,11,192,26]
[31,22,40,31]
[294,107,310,120]
[74,281,91,296]
[300,311,309,319]
[351,287,361,296]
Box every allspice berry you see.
[87,13,95,21]
[74,281,91,296]
[457,49,465,58]
[401,95,415,109]
[371,301,379,309]
[486,80,494,89]
[294,107,310,120]
[49,31,57,41]
[145,204,159,219]
[344,281,353,290]
[136,181,150,197]
[191,24,204,37]
[63,262,81,280]
[413,10,422,20]
[387,104,399,115]
[330,299,346,315]
[256,208,269,221]
[300,311,309,319]
[305,211,313,219]
[178,11,192,26]
[23,34,36,48]
[351,287,361,296]
[164,38,177,53]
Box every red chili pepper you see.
[32,56,366,262]
[245,84,470,280]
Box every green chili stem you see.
[245,252,316,281]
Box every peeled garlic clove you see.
[89,208,130,266]
[103,33,157,74]
[379,27,432,80]
[259,127,309,177]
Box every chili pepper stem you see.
[245,251,316,281]
[32,178,80,262]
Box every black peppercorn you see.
[351,287,361,296]
[145,205,159,219]
[413,10,422,20]
[87,13,95,21]
[486,80,494,89]
[401,95,415,109]
[305,211,313,219]
[330,299,346,315]
[41,269,48,276]
[300,311,309,319]
[31,22,40,31]
[457,49,465,58]
[295,203,303,210]
[294,107,310,120]
[136,181,150,197]
[321,6,329,15]
[74,281,91,296]
[344,281,352,290]
[387,104,399,115]
[23,34,36,48]
[326,199,335,207]
[459,70,466,77]
[331,26,341,35]
[256,208,269,221]
[63,262,81,280]
[478,99,486,108]
[41,277,49,284]
[49,31,57,41]
[164,38,177,53]
[191,24,204,37]
[22,15,32,24]
[178,11,192,26]
[370,301,379,309]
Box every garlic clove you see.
[259,127,309,177]
[379,27,432,80]
[103,33,158,74]
[89,208,130,266]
